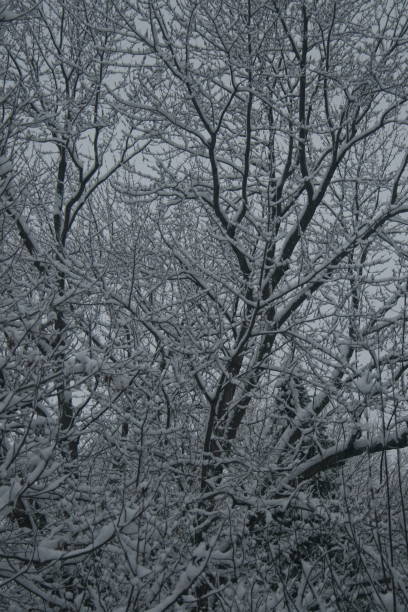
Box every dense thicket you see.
[2,1,408,610]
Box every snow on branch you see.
[287,424,408,484]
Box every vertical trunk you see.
[54,144,79,466]
[55,293,79,465]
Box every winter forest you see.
[3,0,408,610]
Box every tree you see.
[0,1,148,607]
[2,0,408,610]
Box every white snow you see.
[354,370,379,395]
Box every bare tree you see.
[2,0,408,610]
[113,0,408,609]
[0,1,149,607]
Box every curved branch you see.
[288,424,408,484]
